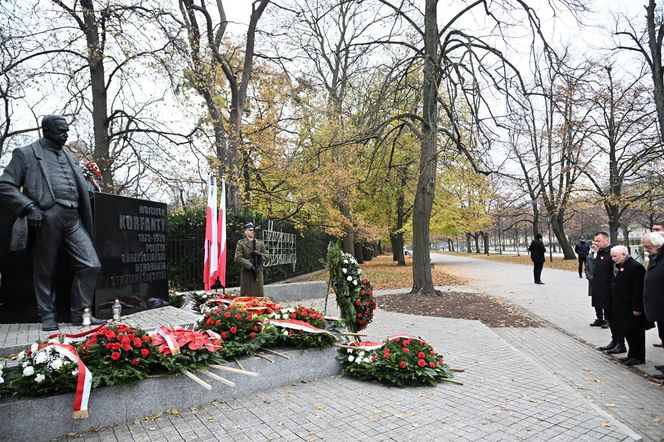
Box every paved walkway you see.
[56,311,636,442]
[433,253,664,376]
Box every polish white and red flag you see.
[217,180,227,288]
[204,175,219,291]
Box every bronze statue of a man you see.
[0,115,103,331]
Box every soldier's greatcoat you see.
[234,237,269,296]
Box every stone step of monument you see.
[0,306,199,358]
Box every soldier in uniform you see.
[234,222,269,296]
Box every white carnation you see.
[17,351,25,361]
[283,330,289,336]
[0,376,4,384]
[50,359,63,370]
[282,314,289,319]
[34,373,45,383]
[358,351,365,358]
[352,280,358,286]
[71,369,79,377]
[347,355,355,362]
[34,352,48,364]
[30,343,38,353]
[347,349,353,354]
[346,276,353,282]
[23,366,35,376]
[343,259,348,264]
[22,362,29,368]
[342,268,347,274]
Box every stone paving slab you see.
[432,253,664,376]
[495,327,664,442]
[0,306,198,357]
[54,311,635,441]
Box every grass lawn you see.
[442,251,579,272]
[294,253,467,290]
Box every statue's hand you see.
[251,250,262,257]
[26,206,44,228]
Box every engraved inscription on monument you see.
[93,193,168,318]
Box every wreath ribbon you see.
[36,342,92,419]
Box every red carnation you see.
[246,315,253,320]
[370,355,377,362]
[400,360,406,369]
[250,332,256,339]
[221,331,227,339]
[429,361,436,368]
[132,358,140,366]
[216,320,221,326]
[105,330,116,340]
[417,359,426,367]
[206,318,214,325]
[140,348,149,358]
[111,352,120,361]
[403,339,410,346]
[235,314,241,320]
[224,311,231,318]
[402,347,410,353]
[230,326,237,334]
[357,313,363,318]
[105,343,113,349]
[418,352,425,359]
[133,338,142,347]
[438,358,444,365]
[122,343,131,351]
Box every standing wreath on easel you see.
[326,242,376,333]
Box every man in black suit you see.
[574,238,590,278]
[528,233,546,285]
[0,115,103,331]
[592,231,626,354]
[643,232,664,379]
[610,245,651,365]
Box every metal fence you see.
[167,232,330,292]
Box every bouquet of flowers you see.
[192,291,235,312]
[81,161,102,180]
[196,305,274,358]
[327,242,376,332]
[339,335,453,387]
[150,326,225,372]
[268,306,336,349]
[78,323,158,387]
[9,343,79,396]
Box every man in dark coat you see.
[0,116,102,331]
[528,233,546,285]
[610,245,651,365]
[642,232,664,379]
[586,243,608,328]
[234,222,270,296]
[575,239,591,278]
[592,231,626,353]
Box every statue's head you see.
[42,115,69,147]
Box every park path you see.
[431,252,664,376]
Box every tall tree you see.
[176,0,270,210]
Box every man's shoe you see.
[600,321,609,329]
[589,319,602,327]
[654,364,664,371]
[72,316,106,327]
[606,344,627,354]
[535,281,545,285]
[624,358,645,366]
[42,319,59,332]
[619,356,631,362]
[654,341,663,348]
[598,341,616,351]
[652,372,664,380]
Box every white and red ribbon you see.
[37,342,93,419]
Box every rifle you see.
[250,238,263,281]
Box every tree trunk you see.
[647,0,664,141]
[465,233,472,253]
[549,215,575,259]
[80,0,112,191]
[473,234,480,253]
[354,242,364,264]
[391,234,399,261]
[410,0,439,296]
[622,225,631,252]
